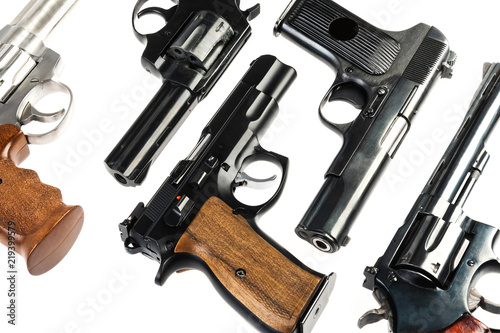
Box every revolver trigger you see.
[470,287,500,314]
[358,307,392,328]
[235,171,277,190]
[358,289,394,330]
[16,80,73,144]
[18,103,66,125]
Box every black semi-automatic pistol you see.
[119,56,334,333]
[275,0,456,253]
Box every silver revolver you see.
[0,0,83,276]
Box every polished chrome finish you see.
[0,0,77,144]
[11,0,77,40]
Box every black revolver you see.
[275,0,456,253]
[119,56,334,333]
[105,0,260,186]
[359,63,500,333]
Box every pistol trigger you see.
[470,287,500,314]
[235,171,277,190]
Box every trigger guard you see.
[138,6,176,21]
[133,0,150,40]
[237,148,288,186]
[132,0,177,41]
[319,81,368,133]
[18,80,73,145]
[229,148,288,217]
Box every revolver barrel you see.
[11,0,77,40]
[105,82,194,186]
[422,66,500,205]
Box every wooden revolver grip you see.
[175,196,324,333]
[417,314,491,333]
[0,124,84,275]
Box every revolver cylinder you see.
[168,11,235,71]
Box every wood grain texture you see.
[418,315,491,333]
[175,196,322,333]
[0,124,84,275]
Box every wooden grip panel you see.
[0,124,84,275]
[415,315,491,333]
[175,197,322,333]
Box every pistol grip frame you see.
[164,197,335,333]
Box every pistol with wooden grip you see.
[275,0,456,253]
[0,0,83,275]
[119,55,335,333]
[104,0,261,187]
[359,63,500,333]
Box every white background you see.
[1,0,500,332]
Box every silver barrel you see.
[11,0,77,40]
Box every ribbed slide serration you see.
[145,183,177,221]
[288,0,400,75]
[403,37,447,85]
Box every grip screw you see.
[377,87,387,95]
[235,269,246,279]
